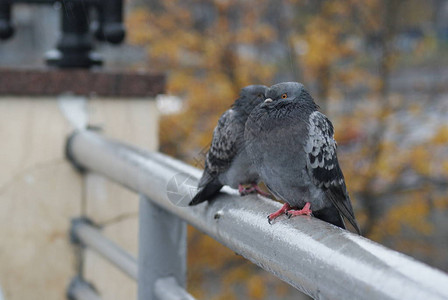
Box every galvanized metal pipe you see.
[66,130,448,300]
[138,196,188,300]
[67,277,102,300]
[154,277,196,300]
[71,219,138,280]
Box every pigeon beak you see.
[264,98,273,103]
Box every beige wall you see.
[0,96,158,300]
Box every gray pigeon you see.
[244,82,361,234]
[189,85,269,206]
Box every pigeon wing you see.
[304,111,361,234]
[204,109,240,177]
[190,109,240,205]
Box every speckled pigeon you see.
[189,85,270,206]
[244,82,361,234]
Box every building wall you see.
[0,96,159,300]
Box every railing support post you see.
[138,196,187,300]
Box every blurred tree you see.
[289,0,448,248]
[128,0,278,159]
[309,0,448,265]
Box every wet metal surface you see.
[67,131,448,300]
[138,196,188,300]
[67,277,102,300]
[154,277,196,300]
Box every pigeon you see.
[244,82,361,234]
[189,85,270,206]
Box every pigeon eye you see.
[281,93,288,99]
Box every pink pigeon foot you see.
[267,203,291,224]
[286,202,312,218]
[238,184,255,196]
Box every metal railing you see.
[70,218,138,280]
[68,277,101,300]
[65,130,448,300]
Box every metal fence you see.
[65,130,448,300]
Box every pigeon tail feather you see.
[313,205,347,230]
[189,177,223,206]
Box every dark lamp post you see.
[0,0,126,68]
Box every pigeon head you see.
[264,82,307,103]
[233,84,268,115]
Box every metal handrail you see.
[67,277,101,300]
[154,277,196,300]
[71,219,138,280]
[66,130,448,300]
[69,217,196,300]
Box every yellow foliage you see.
[127,0,280,159]
[370,196,433,241]
[431,126,448,144]
[247,275,267,299]
[410,146,431,176]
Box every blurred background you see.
[1,0,448,299]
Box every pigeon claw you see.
[286,202,312,219]
[267,203,291,224]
